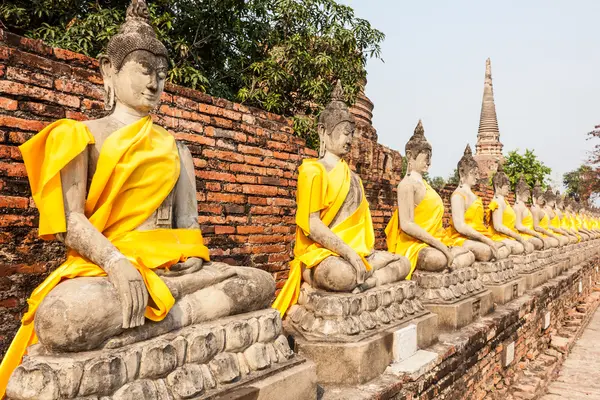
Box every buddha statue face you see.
[318,80,355,159]
[405,120,432,175]
[492,164,510,197]
[101,50,168,114]
[98,0,169,113]
[457,144,478,186]
[515,176,530,202]
[319,120,355,158]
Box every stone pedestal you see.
[472,259,525,304]
[6,309,317,400]
[414,267,494,331]
[285,281,438,385]
[511,253,548,289]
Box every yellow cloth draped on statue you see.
[272,159,373,317]
[0,117,210,397]
[486,199,520,241]
[551,215,561,230]
[538,213,555,237]
[446,194,493,246]
[385,181,453,280]
[518,209,536,239]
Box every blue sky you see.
[340,0,600,187]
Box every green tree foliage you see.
[447,168,459,186]
[429,176,446,192]
[503,149,552,190]
[563,164,596,203]
[1,0,384,145]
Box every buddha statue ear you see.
[99,54,116,111]
[317,122,327,158]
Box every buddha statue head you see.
[515,175,530,203]
[532,182,544,206]
[543,187,556,208]
[405,120,432,174]
[457,144,479,186]
[556,191,566,210]
[99,0,169,113]
[317,80,356,158]
[492,163,510,196]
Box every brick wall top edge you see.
[0,29,294,126]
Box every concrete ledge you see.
[423,289,494,331]
[486,276,526,305]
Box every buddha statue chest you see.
[330,170,363,227]
[85,123,176,230]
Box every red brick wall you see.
[0,30,403,357]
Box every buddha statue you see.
[512,176,546,250]
[272,81,411,317]
[0,1,275,394]
[486,164,532,254]
[446,145,510,261]
[564,197,590,241]
[386,121,475,279]
[530,182,561,247]
[544,188,578,244]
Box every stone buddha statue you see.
[385,121,475,279]
[486,164,532,254]
[1,1,274,393]
[272,81,411,317]
[446,144,510,261]
[557,197,590,241]
[530,182,561,247]
[544,188,577,244]
[512,176,546,250]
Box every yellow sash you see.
[487,199,519,241]
[551,214,561,229]
[385,181,452,279]
[518,208,535,239]
[272,159,373,317]
[446,194,492,246]
[0,117,210,396]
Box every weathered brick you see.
[0,81,80,108]
[55,77,103,100]
[0,97,17,111]
[54,48,98,68]
[0,116,46,132]
[19,102,65,118]
[6,66,53,88]
[206,192,246,204]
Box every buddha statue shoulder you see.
[530,182,561,247]
[512,176,545,250]
[446,144,510,261]
[486,164,532,254]
[0,0,274,392]
[385,121,475,279]
[272,81,411,317]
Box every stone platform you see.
[413,267,493,330]
[472,259,525,305]
[285,281,438,385]
[511,253,548,289]
[6,309,317,400]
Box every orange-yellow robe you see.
[272,159,373,317]
[0,117,210,396]
[385,181,453,280]
[446,194,494,245]
[487,199,524,241]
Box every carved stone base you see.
[520,268,549,290]
[486,277,526,305]
[472,259,519,286]
[286,281,430,342]
[6,309,317,400]
[422,290,494,331]
[413,266,486,305]
[289,313,438,385]
[510,253,543,275]
[284,281,438,385]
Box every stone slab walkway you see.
[541,307,600,400]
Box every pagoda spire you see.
[474,58,504,177]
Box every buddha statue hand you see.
[345,250,369,285]
[443,248,455,270]
[155,257,204,277]
[105,255,149,329]
[489,242,501,261]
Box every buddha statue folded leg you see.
[415,246,476,273]
[35,263,274,352]
[461,239,510,261]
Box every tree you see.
[0,0,384,145]
[502,149,552,190]
[447,168,459,186]
[563,164,596,203]
[429,176,446,192]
